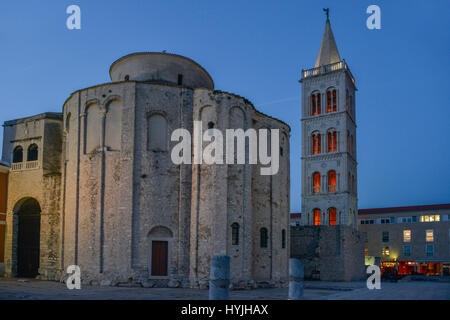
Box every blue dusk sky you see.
[0,1,449,212]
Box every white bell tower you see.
[300,13,358,228]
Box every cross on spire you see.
[323,8,329,21]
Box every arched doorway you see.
[148,226,172,278]
[15,198,41,277]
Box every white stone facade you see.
[300,21,358,228]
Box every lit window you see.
[420,215,440,222]
[403,230,411,242]
[327,130,337,152]
[312,133,321,155]
[231,223,240,245]
[326,89,337,113]
[313,209,321,226]
[332,90,337,112]
[426,244,434,257]
[364,246,368,256]
[328,171,336,192]
[426,229,434,242]
[382,246,390,256]
[403,245,411,257]
[382,231,389,242]
[313,172,321,193]
[311,92,321,116]
[328,208,337,226]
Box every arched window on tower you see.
[313,172,321,193]
[333,90,337,112]
[329,208,337,226]
[231,223,240,245]
[327,130,337,152]
[313,209,321,226]
[312,132,321,155]
[260,228,268,248]
[328,170,336,192]
[327,88,337,113]
[27,144,38,161]
[282,229,286,249]
[311,92,321,116]
[13,146,23,163]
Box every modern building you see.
[1,52,291,288]
[359,204,450,276]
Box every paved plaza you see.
[0,278,448,300]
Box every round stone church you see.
[2,52,290,288]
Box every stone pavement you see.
[0,278,448,300]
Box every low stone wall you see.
[290,225,365,281]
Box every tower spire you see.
[314,10,341,68]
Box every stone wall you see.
[2,116,63,280]
[290,225,365,281]
[3,53,291,288]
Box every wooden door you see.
[151,241,168,276]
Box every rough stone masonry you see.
[1,52,290,289]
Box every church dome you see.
[109,52,214,89]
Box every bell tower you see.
[300,12,358,228]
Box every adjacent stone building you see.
[1,52,290,288]
[0,161,9,276]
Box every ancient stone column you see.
[209,255,230,300]
[289,258,304,300]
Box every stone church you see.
[1,52,290,288]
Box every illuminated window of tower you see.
[328,208,337,226]
[313,209,321,226]
[313,172,321,193]
[311,92,321,116]
[327,130,337,152]
[328,170,336,192]
[327,90,332,113]
[312,132,321,155]
[332,90,337,112]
